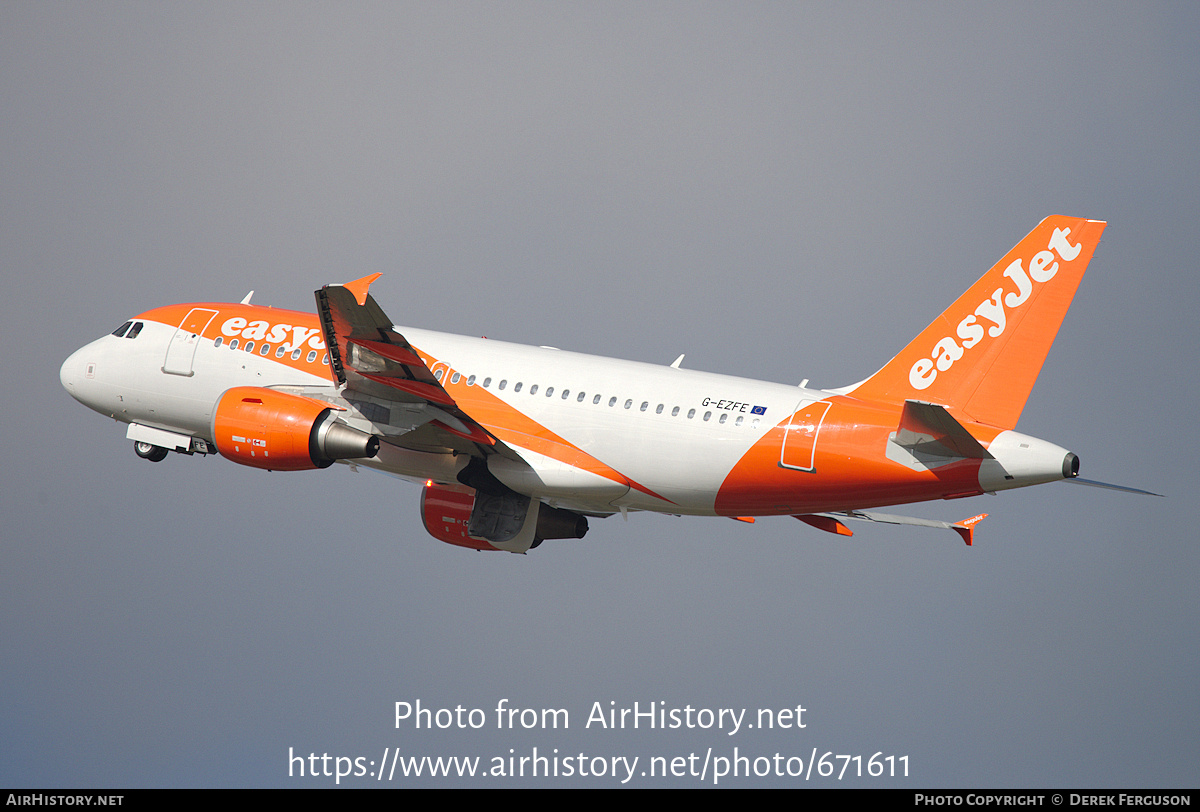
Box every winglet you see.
[952,513,988,546]
[343,273,382,306]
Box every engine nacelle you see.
[420,481,497,551]
[212,386,379,471]
[420,481,589,552]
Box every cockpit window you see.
[111,321,132,337]
[125,322,143,339]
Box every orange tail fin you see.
[848,216,1106,429]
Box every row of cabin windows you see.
[205,336,755,427]
[213,335,329,365]
[431,367,759,428]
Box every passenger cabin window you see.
[529,384,538,395]
[306,350,316,362]
[450,372,461,384]
[230,339,239,351]
[260,344,270,356]
[291,348,302,360]
[609,397,617,407]
[499,380,507,390]
[275,346,286,358]
[592,394,600,404]
[545,387,553,397]
[244,341,255,353]
[214,336,224,347]
[483,377,492,388]
[578,392,587,403]
[514,382,523,392]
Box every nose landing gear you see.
[133,440,168,462]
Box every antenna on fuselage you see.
[240,291,254,305]
[670,354,685,369]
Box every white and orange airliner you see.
[61,216,1154,552]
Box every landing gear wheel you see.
[134,441,168,462]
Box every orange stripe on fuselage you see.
[137,303,337,383]
[414,346,675,505]
[714,395,1001,516]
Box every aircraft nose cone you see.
[60,345,95,406]
[60,348,81,396]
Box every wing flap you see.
[358,373,457,407]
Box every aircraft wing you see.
[795,510,988,546]
[314,274,498,456]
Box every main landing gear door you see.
[163,308,219,377]
[780,400,831,472]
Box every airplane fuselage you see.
[60,301,1067,519]
[62,217,1109,549]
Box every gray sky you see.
[3,2,1197,787]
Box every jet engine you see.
[420,481,588,552]
[212,386,379,471]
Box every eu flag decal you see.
[751,405,767,415]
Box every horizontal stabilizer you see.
[895,400,993,459]
[1061,477,1163,497]
[801,509,987,546]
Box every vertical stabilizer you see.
[848,216,1105,429]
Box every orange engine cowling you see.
[420,481,590,551]
[212,386,380,471]
[420,482,497,550]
